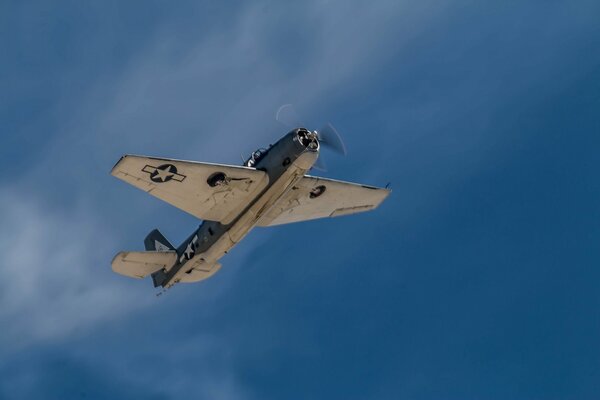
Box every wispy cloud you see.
[0,189,153,350]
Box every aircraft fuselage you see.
[152,129,319,288]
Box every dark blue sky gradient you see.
[1,1,599,399]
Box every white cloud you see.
[0,190,152,350]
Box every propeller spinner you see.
[275,104,347,171]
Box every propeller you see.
[316,122,347,156]
[275,104,347,171]
[275,104,303,129]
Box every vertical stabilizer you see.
[144,229,175,251]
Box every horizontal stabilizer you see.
[112,251,177,279]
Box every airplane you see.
[111,124,391,289]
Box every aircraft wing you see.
[111,155,269,224]
[257,175,390,227]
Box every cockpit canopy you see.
[244,147,269,167]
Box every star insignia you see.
[183,242,195,260]
[179,235,199,263]
[142,164,186,183]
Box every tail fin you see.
[144,229,175,252]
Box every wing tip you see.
[374,187,392,208]
[111,251,126,270]
[110,154,130,176]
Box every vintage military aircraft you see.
[111,121,390,289]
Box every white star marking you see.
[154,166,174,182]
[184,242,195,259]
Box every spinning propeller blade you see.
[312,156,328,172]
[275,104,303,128]
[316,123,347,156]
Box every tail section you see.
[144,229,175,251]
[109,229,178,286]
[115,228,221,288]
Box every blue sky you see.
[1,1,599,399]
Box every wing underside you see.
[258,175,390,226]
[111,155,269,223]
